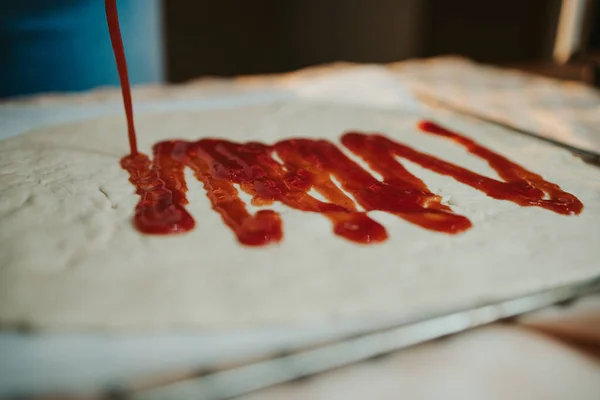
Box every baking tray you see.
[127,276,600,400]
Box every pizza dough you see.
[1,102,599,331]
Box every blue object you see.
[0,0,164,98]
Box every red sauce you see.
[105,0,138,156]
[106,3,583,246]
[120,127,582,246]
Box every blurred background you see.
[165,0,561,81]
[1,0,597,98]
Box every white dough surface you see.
[1,101,599,331]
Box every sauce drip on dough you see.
[106,2,582,246]
[120,124,582,245]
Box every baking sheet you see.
[1,61,599,397]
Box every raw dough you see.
[1,102,599,331]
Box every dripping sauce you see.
[106,3,583,246]
[119,126,583,246]
[105,0,138,155]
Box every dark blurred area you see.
[2,0,597,98]
[164,0,563,82]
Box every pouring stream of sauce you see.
[105,0,138,156]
